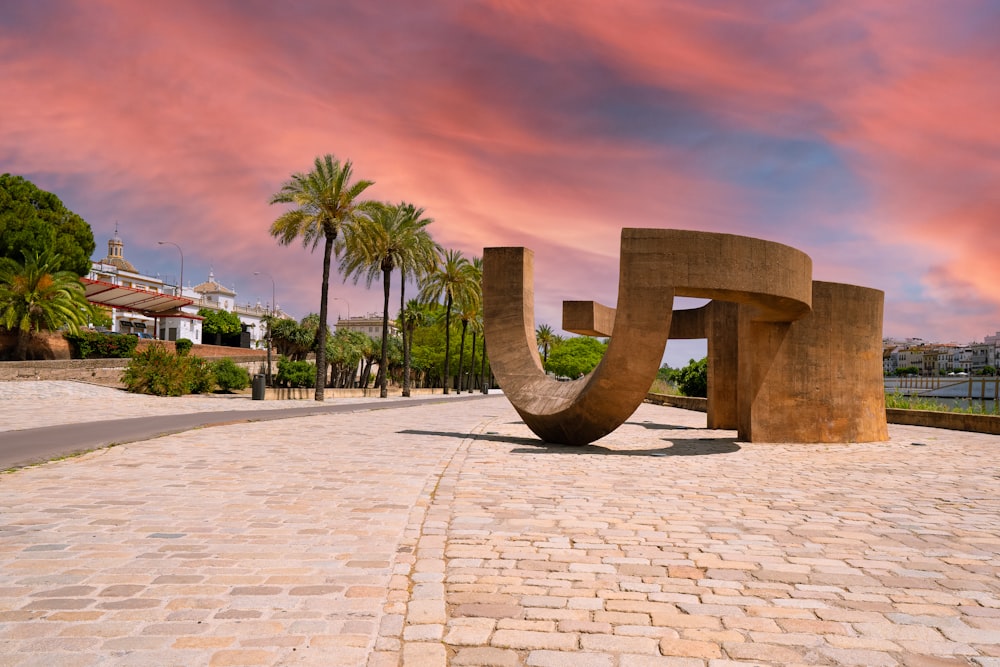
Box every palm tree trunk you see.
[443,294,452,394]
[14,328,30,362]
[457,320,468,393]
[314,235,334,401]
[403,324,414,397]
[470,331,477,393]
[400,275,411,397]
[480,341,488,393]
[379,266,391,398]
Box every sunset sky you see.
[3,0,999,366]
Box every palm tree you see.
[396,204,440,397]
[0,250,93,361]
[400,298,434,394]
[455,256,483,393]
[339,202,439,398]
[536,324,556,364]
[269,154,375,401]
[419,249,478,394]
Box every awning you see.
[83,278,194,315]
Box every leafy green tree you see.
[326,328,367,388]
[400,299,435,391]
[0,250,94,360]
[267,316,313,361]
[198,308,242,336]
[675,357,708,398]
[90,307,113,330]
[419,249,478,394]
[269,154,376,400]
[981,365,997,377]
[339,201,439,397]
[544,336,607,379]
[0,174,95,276]
[656,363,677,383]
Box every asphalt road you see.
[0,393,495,471]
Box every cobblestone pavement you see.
[1,384,999,666]
[0,382,379,432]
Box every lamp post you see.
[157,241,183,297]
[253,271,276,387]
[333,297,351,322]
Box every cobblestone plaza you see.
[1,383,998,666]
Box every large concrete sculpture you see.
[483,228,888,445]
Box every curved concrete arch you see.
[483,229,815,445]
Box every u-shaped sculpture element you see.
[483,229,814,445]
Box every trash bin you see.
[252,374,266,401]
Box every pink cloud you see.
[2,0,999,356]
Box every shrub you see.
[212,358,250,392]
[276,356,315,388]
[122,344,195,396]
[174,338,193,356]
[65,330,137,359]
[188,356,214,394]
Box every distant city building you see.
[335,313,399,337]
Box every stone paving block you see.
[402,640,447,665]
[659,636,723,658]
[526,649,614,666]
[491,628,578,650]
[620,655,705,667]
[580,633,659,654]
[451,646,521,666]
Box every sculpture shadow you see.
[399,430,740,457]
[510,438,740,457]
[398,429,543,447]
[627,421,696,430]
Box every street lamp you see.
[157,241,183,297]
[333,297,351,322]
[253,271,276,386]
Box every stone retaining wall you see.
[644,392,707,412]
[886,407,1000,436]
[0,345,269,388]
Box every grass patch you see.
[885,391,998,414]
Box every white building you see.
[335,313,399,338]
[85,232,281,349]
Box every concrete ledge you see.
[886,408,1000,435]
[645,392,707,412]
[646,392,1000,436]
